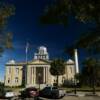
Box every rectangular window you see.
[15,77,18,83]
[16,68,19,74]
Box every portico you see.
[26,59,51,87]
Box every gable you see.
[28,59,50,65]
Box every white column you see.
[48,66,52,84]
[45,67,46,83]
[31,67,33,84]
[27,67,30,85]
[43,67,45,83]
[30,67,32,84]
[26,67,28,85]
[29,67,31,85]
[32,67,34,84]
[74,49,79,73]
[34,67,36,84]
[46,67,48,84]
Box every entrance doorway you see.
[36,67,43,84]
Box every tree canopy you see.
[81,58,100,86]
[50,58,65,86]
[41,0,100,24]
[0,2,15,55]
[41,0,100,54]
[50,59,65,75]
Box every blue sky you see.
[0,0,95,81]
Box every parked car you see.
[20,87,39,98]
[39,86,66,99]
[4,90,15,99]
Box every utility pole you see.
[92,65,96,95]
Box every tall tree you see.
[0,82,5,97]
[81,58,100,94]
[0,2,15,55]
[82,58,100,85]
[41,0,100,24]
[50,58,65,86]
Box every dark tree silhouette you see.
[50,58,65,86]
[0,2,15,55]
[40,0,100,54]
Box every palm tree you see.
[50,58,65,86]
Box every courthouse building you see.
[4,46,76,87]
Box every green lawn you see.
[61,87,100,92]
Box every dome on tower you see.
[34,46,49,60]
[66,59,74,64]
[38,46,47,52]
[7,59,15,64]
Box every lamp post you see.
[74,76,77,94]
[38,73,41,91]
[92,66,96,95]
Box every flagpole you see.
[25,42,29,88]
[25,49,27,87]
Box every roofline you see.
[6,59,75,66]
[5,63,25,66]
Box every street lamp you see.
[38,73,41,91]
[92,66,96,95]
[74,76,77,94]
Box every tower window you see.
[8,78,10,83]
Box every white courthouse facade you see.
[5,46,76,88]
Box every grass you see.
[4,87,24,92]
[61,87,100,92]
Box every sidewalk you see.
[38,92,100,100]
[39,95,100,100]
[66,92,100,97]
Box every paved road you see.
[39,96,100,100]
[1,93,100,100]
[5,96,99,100]
[62,96,100,100]
[13,96,100,100]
